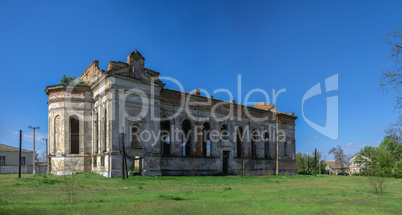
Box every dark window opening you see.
[131,125,140,148]
[251,129,258,158]
[223,151,230,174]
[236,127,243,158]
[182,120,192,156]
[0,156,6,165]
[202,122,211,157]
[284,141,287,157]
[264,131,270,158]
[221,124,229,142]
[70,116,80,154]
[161,120,171,155]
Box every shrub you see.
[77,78,86,85]
[60,75,76,85]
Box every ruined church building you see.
[45,51,297,177]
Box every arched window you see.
[161,120,171,155]
[182,119,192,156]
[221,124,229,142]
[70,116,79,154]
[131,125,140,148]
[264,131,269,158]
[251,129,258,158]
[202,122,211,157]
[236,127,243,158]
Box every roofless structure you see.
[45,51,297,177]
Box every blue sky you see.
[0,0,401,159]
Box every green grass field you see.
[0,173,401,214]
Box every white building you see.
[0,143,34,174]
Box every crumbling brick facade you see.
[45,51,297,177]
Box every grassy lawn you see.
[0,173,401,214]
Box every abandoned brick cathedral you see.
[45,51,297,177]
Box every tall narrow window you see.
[161,121,171,155]
[221,124,229,142]
[182,120,192,156]
[131,125,140,148]
[70,116,79,154]
[251,129,257,158]
[202,122,211,157]
[284,141,287,157]
[0,156,5,165]
[236,127,243,158]
[264,131,270,158]
[21,156,26,165]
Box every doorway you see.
[222,151,230,174]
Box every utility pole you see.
[276,115,279,175]
[42,138,48,170]
[19,130,22,178]
[28,126,40,175]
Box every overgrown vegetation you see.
[0,174,401,214]
[60,75,76,85]
[60,75,86,86]
[355,135,402,194]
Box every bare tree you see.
[380,26,402,111]
[329,145,350,175]
[53,159,81,204]
[37,151,47,162]
[385,123,402,151]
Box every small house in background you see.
[349,153,365,175]
[0,143,46,174]
[324,160,348,175]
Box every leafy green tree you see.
[320,161,327,174]
[296,152,308,171]
[380,135,402,158]
[358,146,396,176]
[356,146,397,193]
